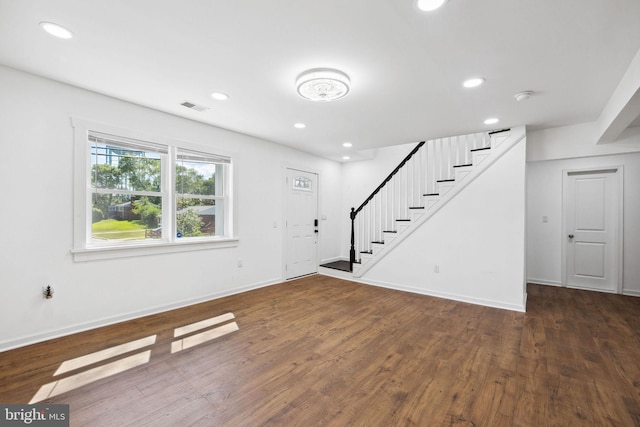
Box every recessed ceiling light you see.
[463,78,485,88]
[40,22,73,39]
[342,156,351,160]
[416,0,448,12]
[293,123,306,129]
[296,68,350,102]
[484,118,500,125]
[211,92,229,101]
[342,142,353,148]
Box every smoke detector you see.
[514,91,533,102]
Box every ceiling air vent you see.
[180,101,208,112]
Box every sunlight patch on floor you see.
[54,335,156,376]
[173,312,235,338]
[171,321,239,354]
[30,312,239,404]
[30,351,151,403]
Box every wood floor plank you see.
[2,278,640,426]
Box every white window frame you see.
[72,118,237,262]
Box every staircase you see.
[348,126,525,278]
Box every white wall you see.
[526,122,640,295]
[358,138,528,311]
[0,66,343,351]
[527,152,640,295]
[527,122,640,161]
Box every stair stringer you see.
[352,126,526,278]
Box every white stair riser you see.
[371,243,384,254]
[409,211,424,221]
[438,182,456,195]
[396,222,411,233]
[424,195,439,209]
[454,168,471,181]
[472,150,490,165]
[382,232,397,242]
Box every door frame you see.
[281,165,320,280]
[561,166,624,293]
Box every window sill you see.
[71,238,239,262]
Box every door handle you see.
[568,234,574,239]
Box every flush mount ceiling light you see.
[211,92,229,101]
[342,142,353,148]
[342,156,351,160]
[293,122,306,129]
[40,22,73,39]
[463,77,485,88]
[417,0,448,12]
[296,68,350,102]
[484,118,500,125]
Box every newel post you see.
[349,207,356,272]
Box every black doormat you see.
[320,260,351,272]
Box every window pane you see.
[176,160,218,196]
[91,143,162,192]
[176,198,222,238]
[293,176,312,191]
[92,194,163,241]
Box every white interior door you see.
[563,168,622,292]
[285,169,318,279]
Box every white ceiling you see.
[1,0,639,161]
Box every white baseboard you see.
[0,278,281,353]
[622,289,640,297]
[527,278,563,287]
[352,277,526,313]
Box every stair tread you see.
[437,179,455,183]
[396,219,411,222]
[371,241,384,244]
[424,193,439,196]
[470,146,491,152]
[360,250,373,254]
[409,206,425,209]
[382,230,398,233]
[453,163,473,168]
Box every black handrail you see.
[353,141,425,216]
[349,140,425,270]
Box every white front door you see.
[285,169,318,279]
[563,168,622,292]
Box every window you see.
[293,176,312,191]
[176,149,229,238]
[73,119,236,261]
[90,133,166,242]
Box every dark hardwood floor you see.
[2,276,640,426]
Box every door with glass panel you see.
[285,169,318,279]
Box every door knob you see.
[568,234,574,239]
